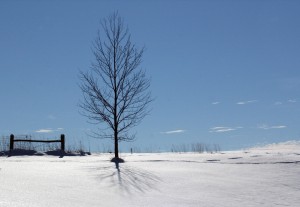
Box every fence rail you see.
[9,134,65,151]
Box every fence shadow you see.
[93,162,162,194]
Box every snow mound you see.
[0,149,90,157]
[249,140,300,153]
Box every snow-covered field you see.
[1,141,300,207]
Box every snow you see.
[1,141,300,207]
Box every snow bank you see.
[249,140,300,153]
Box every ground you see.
[0,141,300,207]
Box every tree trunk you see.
[114,129,119,158]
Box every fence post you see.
[60,134,65,152]
[10,134,14,151]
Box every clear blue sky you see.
[1,0,300,151]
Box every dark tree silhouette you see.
[79,12,152,160]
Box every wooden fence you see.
[9,134,65,152]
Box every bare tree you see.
[79,12,152,161]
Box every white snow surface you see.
[1,141,300,207]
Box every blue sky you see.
[1,0,300,151]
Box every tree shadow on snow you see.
[93,160,162,194]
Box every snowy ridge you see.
[248,140,300,153]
